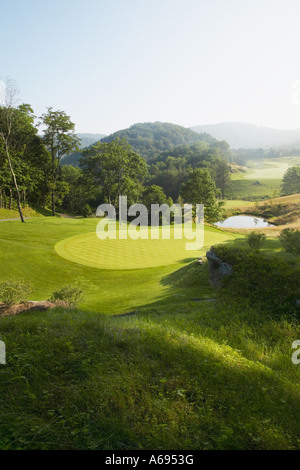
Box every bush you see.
[49,285,83,307]
[246,232,266,252]
[279,228,300,255]
[0,279,32,306]
[81,204,92,218]
[213,245,300,316]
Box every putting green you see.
[55,226,235,270]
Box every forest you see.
[0,102,232,223]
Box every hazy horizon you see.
[2,0,300,134]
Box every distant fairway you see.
[55,226,231,270]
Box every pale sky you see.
[1,0,300,134]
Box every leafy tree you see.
[281,166,300,196]
[142,185,168,211]
[214,159,231,198]
[180,168,222,223]
[40,107,80,216]
[279,228,300,254]
[80,138,147,206]
[0,82,43,222]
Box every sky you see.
[1,0,300,134]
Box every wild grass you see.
[0,296,299,450]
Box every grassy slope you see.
[1,218,300,450]
[0,207,43,219]
[0,290,300,449]
[234,193,300,230]
[227,158,291,201]
[227,179,281,201]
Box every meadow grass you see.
[0,294,299,449]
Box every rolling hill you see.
[62,122,219,166]
[101,122,218,161]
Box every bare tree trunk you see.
[9,187,12,209]
[51,188,55,216]
[0,189,2,209]
[5,145,24,222]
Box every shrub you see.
[0,279,32,306]
[82,204,92,218]
[246,232,266,252]
[279,228,300,255]
[49,285,83,307]
[213,245,300,316]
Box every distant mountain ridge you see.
[63,122,219,166]
[190,122,300,149]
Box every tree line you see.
[0,84,232,223]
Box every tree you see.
[281,167,300,196]
[142,185,168,211]
[180,168,222,223]
[0,81,41,222]
[246,232,266,252]
[40,107,80,216]
[81,137,148,206]
[214,159,231,199]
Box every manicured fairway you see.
[55,225,231,270]
[222,200,255,208]
[0,217,240,313]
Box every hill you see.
[101,122,218,161]
[77,133,107,148]
[62,133,106,166]
[191,122,300,149]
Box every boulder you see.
[206,246,233,289]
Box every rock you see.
[0,300,69,317]
[206,246,233,289]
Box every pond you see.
[215,215,274,229]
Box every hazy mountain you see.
[62,133,106,166]
[190,122,300,149]
[101,122,218,161]
[76,133,106,149]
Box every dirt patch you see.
[0,301,69,317]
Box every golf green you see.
[55,226,233,270]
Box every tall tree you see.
[181,168,222,223]
[40,107,80,216]
[281,166,300,196]
[0,81,38,222]
[81,137,147,206]
[214,159,231,199]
